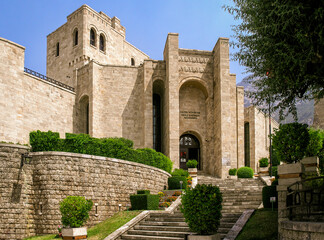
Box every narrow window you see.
[131,58,135,66]
[56,42,59,56]
[99,34,105,51]
[74,30,78,46]
[90,29,96,46]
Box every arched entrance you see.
[179,134,200,170]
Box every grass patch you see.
[236,208,278,240]
[24,210,141,240]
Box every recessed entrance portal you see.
[179,134,200,170]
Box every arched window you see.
[131,58,135,66]
[74,29,78,46]
[56,42,59,56]
[99,34,105,51]
[90,28,96,46]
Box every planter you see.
[228,175,237,180]
[188,168,197,177]
[188,233,220,240]
[62,227,87,239]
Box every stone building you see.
[0,4,276,177]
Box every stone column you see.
[163,33,180,168]
[277,163,303,239]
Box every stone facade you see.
[0,143,170,239]
[0,4,275,178]
[313,98,324,129]
[244,106,279,172]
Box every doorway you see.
[179,134,200,170]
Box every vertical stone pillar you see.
[163,33,180,169]
[143,60,154,148]
[313,98,324,129]
[301,156,319,177]
[212,38,238,178]
[277,163,303,239]
[236,86,245,169]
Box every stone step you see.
[127,229,189,238]
[150,212,184,218]
[147,217,186,222]
[140,221,188,227]
[134,225,191,232]
[121,234,184,240]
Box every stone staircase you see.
[119,174,265,240]
[198,174,265,238]
[121,209,191,239]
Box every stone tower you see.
[46,4,148,87]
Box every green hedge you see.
[29,130,173,173]
[171,168,189,177]
[237,167,254,178]
[168,176,187,190]
[130,194,159,210]
[137,190,150,195]
[262,186,278,208]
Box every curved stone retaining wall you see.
[0,144,170,239]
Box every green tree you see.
[226,1,324,119]
[272,123,310,163]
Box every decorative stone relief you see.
[178,56,211,63]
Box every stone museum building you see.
[0,4,282,177]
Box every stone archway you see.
[179,134,200,170]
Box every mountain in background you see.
[237,77,314,125]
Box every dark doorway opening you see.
[180,134,200,170]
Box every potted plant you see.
[259,157,269,175]
[181,184,222,240]
[60,196,93,239]
[187,159,198,176]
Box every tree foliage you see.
[272,123,310,163]
[226,0,324,119]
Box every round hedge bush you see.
[60,196,93,228]
[259,157,269,167]
[237,167,254,178]
[181,184,222,235]
[186,159,198,168]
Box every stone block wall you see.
[0,37,75,144]
[0,143,170,239]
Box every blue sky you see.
[0,0,247,83]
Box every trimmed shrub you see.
[137,190,150,195]
[262,186,278,208]
[171,168,189,177]
[168,176,187,190]
[259,157,269,167]
[272,123,310,163]
[30,130,61,152]
[130,194,159,210]
[186,159,198,168]
[59,196,93,228]
[271,149,281,166]
[29,131,173,173]
[229,168,237,176]
[305,128,324,174]
[181,184,222,235]
[237,167,254,178]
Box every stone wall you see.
[280,221,324,240]
[0,143,170,239]
[0,37,75,144]
[313,98,324,129]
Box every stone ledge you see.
[0,143,30,150]
[30,151,171,177]
[223,209,255,240]
[281,220,324,233]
